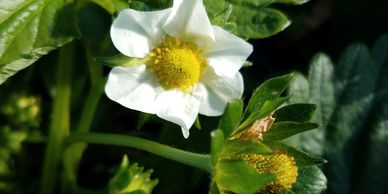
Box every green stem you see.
[62,45,105,193]
[62,85,103,189]
[65,132,212,172]
[40,44,73,194]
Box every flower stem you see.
[64,132,212,172]
[40,44,73,194]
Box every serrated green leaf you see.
[266,141,326,166]
[244,74,292,119]
[220,139,273,159]
[218,99,244,137]
[230,7,290,39]
[210,129,225,165]
[96,55,147,68]
[214,159,275,194]
[0,0,78,84]
[274,103,316,122]
[263,122,319,141]
[239,96,289,132]
[291,166,327,194]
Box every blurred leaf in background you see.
[287,35,388,194]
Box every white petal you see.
[155,90,200,138]
[205,26,253,77]
[105,65,163,114]
[163,0,214,43]
[111,9,171,58]
[197,68,244,116]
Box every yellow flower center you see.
[239,153,298,193]
[147,36,206,92]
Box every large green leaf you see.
[287,35,388,193]
[214,159,275,194]
[0,0,77,84]
[230,6,290,39]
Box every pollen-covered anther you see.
[240,152,298,193]
[148,36,207,92]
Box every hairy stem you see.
[40,44,73,194]
[65,132,212,172]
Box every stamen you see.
[147,36,207,92]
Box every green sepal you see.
[209,182,221,194]
[109,155,158,194]
[244,74,293,120]
[136,113,153,130]
[274,103,317,122]
[263,122,319,141]
[96,55,148,68]
[214,159,275,194]
[242,60,253,67]
[219,139,273,159]
[238,96,289,133]
[210,129,226,165]
[194,117,202,130]
[265,141,326,166]
[218,99,244,138]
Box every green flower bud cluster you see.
[109,155,158,194]
[0,94,40,129]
